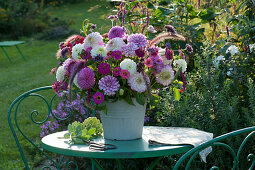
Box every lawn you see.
[0,1,112,169]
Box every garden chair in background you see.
[0,41,26,63]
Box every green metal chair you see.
[8,86,94,169]
[0,41,26,63]
[173,126,255,169]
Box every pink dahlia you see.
[77,67,95,90]
[98,63,111,75]
[93,92,104,104]
[108,26,126,40]
[127,33,148,48]
[120,69,130,79]
[112,67,121,76]
[98,75,120,96]
[112,51,122,60]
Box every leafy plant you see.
[63,117,103,144]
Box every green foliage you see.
[64,117,103,144]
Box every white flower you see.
[148,25,157,33]
[128,72,149,93]
[84,32,103,49]
[173,59,187,73]
[249,43,255,52]
[227,68,233,76]
[158,48,171,65]
[120,59,137,75]
[226,45,239,55]
[156,65,175,86]
[90,45,107,58]
[106,37,125,52]
[56,66,66,82]
[72,44,84,60]
[213,55,225,67]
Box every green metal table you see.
[41,126,193,169]
[0,41,26,63]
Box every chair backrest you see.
[173,126,255,170]
[8,86,92,169]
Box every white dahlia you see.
[84,32,103,49]
[106,37,125,52]
[128,72,149,93]
[71,43,84,60]
[156,65,174,86]
[91,45,107,58]
[173,59,187,73]
[56,66,66,82]
[120,59,137,75]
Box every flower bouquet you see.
[51,2,189,140]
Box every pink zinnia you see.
[93,92,104,104]
[108,26,126,39]
[98,63,111,75]
[145,58,153,68]
[112,51,122,60]
[112,67,121,76]
[120,69,130,79]
[77,67,95,90]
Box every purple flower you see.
[165,42,171,48]
[98,63,111,75]
[108,26,126,39]
[112,51,122,60]
[122,42,139,57]
[135,48,145,58]
[99,75,120,96]
[91,24,96,29]
[93,55,104,62]
[226,26,229,37]
[164,25,176,34]
[60,47,69,58]
[165,47,174,60]
[81,47,92,60]
[186,44,193,53]
[154,56,163,65]
[108,15,116,20]
[112,67,121,76]
[147,47,158,56]
[77,67,95,90]
[127,33,148,48]
[146,9,149,26]
[93,92,104,104]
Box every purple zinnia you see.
[108,26,126,40]
[98,75,120,96]
[93,92,104,104]
[112,51,122,60]
[77,67,95,90]
[112,67,121,76]
[165,47,174,60]
[154,56,164,65]
[135,48,145,58]
[98,63,111,75]
[127,33,148,48]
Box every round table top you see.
[41,126,193,159]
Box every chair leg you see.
[15,45,26,61]
[1,46,12,63]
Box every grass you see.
[0,1,112,169]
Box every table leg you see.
[15,45,26,61]
[91,158,104,170]
[146,157,163,170]
[116,159,123,170]
[1,46,12,63]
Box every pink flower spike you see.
[120,69,130,79]
[93,92,104,104]
[112,67,122,76]
[98,63,111,75]
[145,58,153,68]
